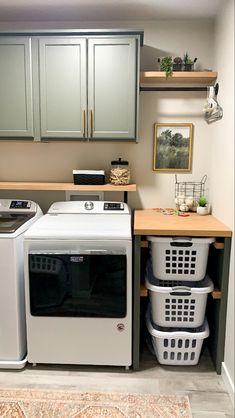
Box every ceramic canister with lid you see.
[109,158,130,185]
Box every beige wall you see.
[0,19,215,212]
[211,0,234,398]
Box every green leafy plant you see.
[160,56,173,78]
[183,52,193,65]
[198,196,208,207]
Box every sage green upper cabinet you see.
[39,38,87,139]
[0,37,34,138]
[38,35,139,141]
[87,37,137,140]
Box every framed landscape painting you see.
[153,123,193,172]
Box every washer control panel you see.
[10,200,31,209]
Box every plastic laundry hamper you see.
[147,236,215,281]
[146,307,209,366]
[145,262,214,327]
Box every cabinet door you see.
[0,37,34,138]
[39,38,86,139]
[88,38,138,140]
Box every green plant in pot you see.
[160,56,173,78]
[197,196,208,215]
[183,53,197,71]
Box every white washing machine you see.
[24,201,132,367]
[0,199,42,369]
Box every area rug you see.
[0,388,192,418]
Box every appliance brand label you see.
[70,256,84,262]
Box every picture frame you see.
[153,123,193,172]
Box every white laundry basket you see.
[145,263,214,327]
[146,307,209,366]
[148,236,215,281]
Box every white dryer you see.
[0,199,42,369]
[24,201,132,367]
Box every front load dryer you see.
[24,201,132,367]
[0,199,42,369]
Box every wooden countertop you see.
[134,209,232,237]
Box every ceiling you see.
[0,0,223,22]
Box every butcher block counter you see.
[134,209,232,237]
[132,209,232,373]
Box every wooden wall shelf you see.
[0,182,136,192]
[140,71,217,85]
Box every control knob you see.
[84,201,94,211]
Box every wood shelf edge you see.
[0,182,137,192]
[140,240,149,248]
[211,289,221,300]
[140,71,217,85]
[140,285,148,297]
[213,242,225,250]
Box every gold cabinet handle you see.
[82,110,86,137]
[89,110,93,137]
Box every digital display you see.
[10,200,30,209]
[103,202,124,211]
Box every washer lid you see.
[24,212,131,240]
[0,199,40,234]
[0,213,35,233]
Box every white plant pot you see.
[197,206,208,216]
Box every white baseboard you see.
[222,362,234,408]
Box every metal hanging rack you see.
[140,82,219,94]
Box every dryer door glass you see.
[28,253,127,318]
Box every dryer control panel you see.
[104,202,124,211]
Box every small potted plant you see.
[183,53,197,71]
[173,56,183,71]
[160,56,173,78]
[197,196,209,215]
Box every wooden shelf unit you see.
[133,210,232,373]
[140,71,217,85]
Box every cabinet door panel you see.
[88,38,137,140]
[39,38,86,139]
[0,37,34,138]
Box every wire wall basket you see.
[175,174,207,212]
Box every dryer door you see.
[28,251,127,318]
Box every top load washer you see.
[0,199,42,369]
[24,201,132,367]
